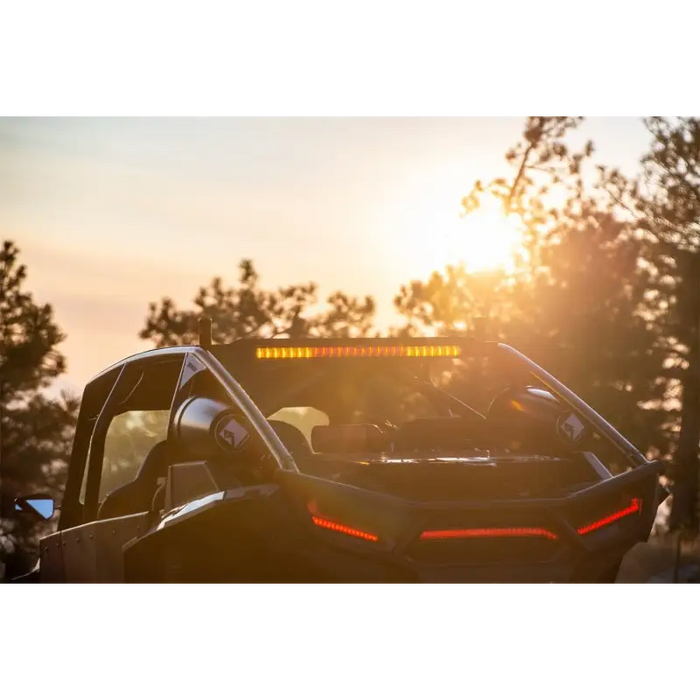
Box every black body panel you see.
[122,459,662,583]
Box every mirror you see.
[14,495,56,520]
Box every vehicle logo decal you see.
[216,416,250,451]
[179,355,205,388]
[557,413,585,443]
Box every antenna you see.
[198,316,213,350]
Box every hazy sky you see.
[1,117,650,393]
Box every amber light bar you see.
[311,516,379,542]
[576,498,641,535]
[419,527,559,541]
[256,345,462,360]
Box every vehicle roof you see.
[84,335,493,392]
[86,345,199,386]
[88,336,487,378]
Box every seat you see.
[311,423,386,453]
[267,419,313,457]
[97,440,169,520]
[392,416,482,453]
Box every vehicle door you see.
[38,354,185,582]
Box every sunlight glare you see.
[457,201,522,275]
[401,190,523,278]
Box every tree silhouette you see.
[0,240,79,580]
[602,117,700,531]
[139,259,377,347]
[395,118,669,462]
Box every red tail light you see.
[576,498,641,535]
[419,527,558,541]
[307,500,379,543]
[308,497,642,546]
[311,516,379,542]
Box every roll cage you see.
[59,337,656,533]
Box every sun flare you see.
[457,204,522,275]
[401,191,524,278]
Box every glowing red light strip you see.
[419,527,558,541]
[576,498,641,535]
[311,516,379,542]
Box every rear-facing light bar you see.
[576,498,641,535]
[256,345,461,360]
[311,516,379,542]
[419,527,559,541]
[418,499,642,542]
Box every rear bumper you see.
[410,544,630,582]
[122,460,664,583]
[279,460,664,583]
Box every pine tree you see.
[0,240,78,580]
[394,117,669,460]
[602,118,700,530]
[139,259,376,347]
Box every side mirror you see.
[14,495,56,520]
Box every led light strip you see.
[576,498,641,535]
[418,499,642,543]
[419,527,559,541]
[311,516,379,542]
[256,345,461,360]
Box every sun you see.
[455,202,523,275]
[398,190,524,278]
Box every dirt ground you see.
[615,538,700,583]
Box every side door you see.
[39,353,185,582]
[122,354,298,582]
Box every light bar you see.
[311,516,379,542]
[576,498,641,535]
[256,345,461,360]
[419,527,559,541]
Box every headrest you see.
[267,420,313,455]
[136,440,169,481]
[311,424,386,453]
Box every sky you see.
[1,117,651,394]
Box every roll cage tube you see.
[83,363,144,521]
[193,348,299,473]
[498,344,649,467]
[58,370,120,530]
[200,338,647,472]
